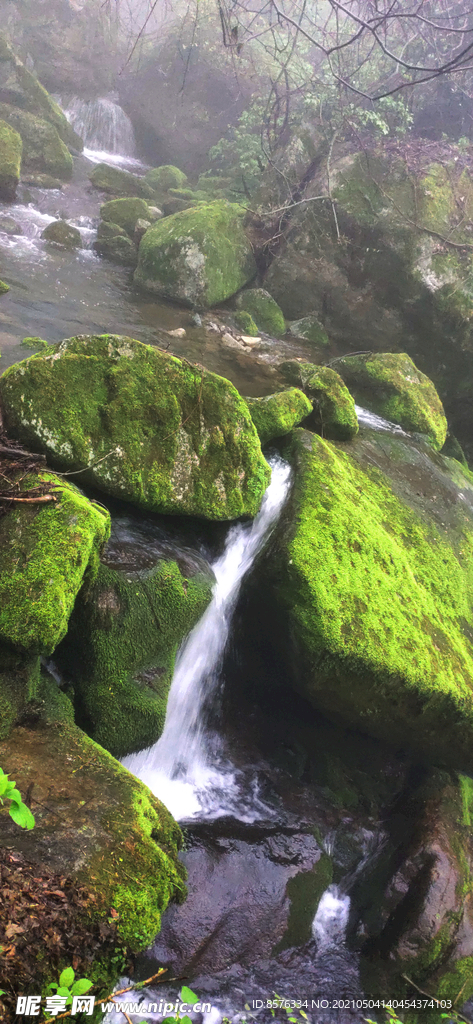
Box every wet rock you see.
[247,389,312,446]
[336,352,447,450]
[234,309,258,336]
[147,205,163,221]
[0,118,21,200]
[0,33,82,150]
[96,219,128,240]
[278,361,359,441]
[100,196,151,236]
[93,232,138,267]
[0,103,73,179]
[0,334,270,520]
[236,287,286,337]
[42,219,81,248]
[288,315,330,347]
[89,162,155,199]
[0,214,22,234]
[134,217,152,244]
[145,165,188,191]
[21,173,63,189]
[135,200,257,308]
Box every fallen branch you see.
[42,969,168,1024]
[0,493,59,504]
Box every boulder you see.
[267,427,473,771]
[96,219,128,240]
[0,279,9,294]
[42,219,81,248]
[145,165,188,191]
[0,33,82,151]
[246,389,312,446]
[0,214,22,234]
[278,361,359,441]
[89,162,155,199]
[21,173,63,189]
[100,196,151,236]
[288,315,330,347]
[336,352,448,450]
[135,200,257,308]
[93,233,138,267]
[236,287,286,337]
[0,103,72,179]
[0,470,110,655]
[0,118,21,200]
[0,644,40,741]
[0,334,270,520]
[234,310,259,336]
[55,555,213,758]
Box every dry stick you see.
[42,969,168,1024]
[327,128,340,242]
[53,448,120,477]
[401,974,473,1023]
[0,493,59,504]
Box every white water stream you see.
[123,458,292,821]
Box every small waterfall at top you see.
[123,457,292,822]
[312,885,351,951]
[58,96,141,166]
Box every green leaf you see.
[180,987,199,1006]
[9,802,35,829]
[57,986,71,998]
[0,776,9,796]
[46,983,58,992]
[59,967,75,989]
[71,978,92,996]
[181,1017,193,1024]
[6,789,22,806]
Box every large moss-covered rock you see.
[134,200,257,307]
[247,389,312,446]
[0,33,82,151]
[0,103,72,179]
[145,165,188,191]
[270,428,473,771]
[42,219,81,248]
[0,645,40,741]
[93,232,138,267]
[278,361,359,441]
[236,288,286,337]
[336,352,448,450]
[0,335,270,520]
[288,315,329,347]
[0,674,184,953]
[0,118,21,200]
[56,557,213,758]
[0,470,110,655]
[90,162,155,199]
[100,197,150,236]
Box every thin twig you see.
[402,974,473,1023]
[42,970,168,1024]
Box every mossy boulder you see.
[278,361,359,441]
[134,200,257,308]
[236,288,285,337]
[247,389,312,446]
[0,214,21,234]
[96,220,128,240]
[0,118,21,200]
[288,315,329,347]
[0,645,40,741]
[0,33,82,151]
[89,162,155,199]
[0,470,110,655]
[0,103,72,180]
[100,197,150,237]
[234,310,259,336]
[0,674,184,954]
[0,278,9,294]
[56,557,213,758]
[21,173,63,189]
[336,352,447,450]
[270,428,473,771]
[0,334,270,520]
[93,233,138,267]
[42,220,81,248]
[145,165,188,191]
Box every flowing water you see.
[123,457,292,821]
[57,94,142,166]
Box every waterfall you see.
[355,404,408,435]
[58,96,138,161]
[123,457,292,822]
[312,885,351,950]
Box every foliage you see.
[0,766,34,829]
[46,966,92,1007]
[208,101,269,195]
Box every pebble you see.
[167,328,186,338]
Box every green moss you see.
[278,361,359,441]
[90,163,155,199]
[0,470,110,654]
[236,287,286,337]
[288,315,330,347]
[0,103,72,180]
[272,853,333,954]
[96,220,128,240]
[234,309,259,336]
[337,352,447,449]
[20,336,49,350]
[0,644,40,739]
[42,220,81,248]
[145,165,188,191]
[93,233,138,267]
[0,334,270,520]
[56,559,212,758]
[0,118,21,200]
[134,200,257,308]
[0,278,9,294]
[441,433,468,468]
[420,164,456,234]
[0,34,81,150]
[246,388,312,446]
[277,429,473,769]
[100,197,150,236]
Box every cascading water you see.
[123,457,292,822]
[58,95,143,167]
[312,885,351,951]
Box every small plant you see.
[46,966,93,1007]
[163,986,199,1024]
[0,767,35,829]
